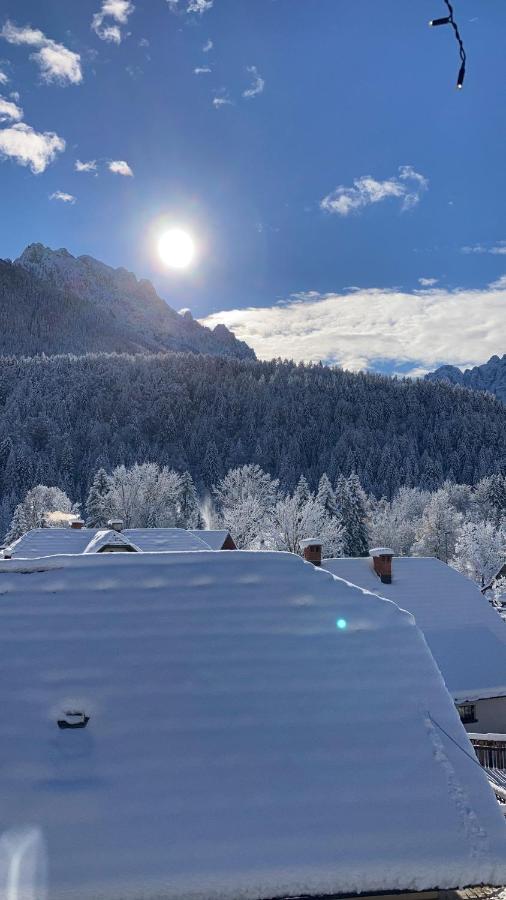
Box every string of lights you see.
[429,0,467,89]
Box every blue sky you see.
[0,0,505,372]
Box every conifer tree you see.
[85,468,111,527]
[177,471,202,528]
[317,473,337,518]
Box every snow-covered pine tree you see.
[294,475,312,507]
[85,468,111,527]
[177,471,202,528]
[335,473,369,557]
[316,473,337,518]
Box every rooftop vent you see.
[70,519,85,530]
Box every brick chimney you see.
[71,519,85,530]
[369,548,394,584]
[300,539,322,567]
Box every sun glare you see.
[158,228,196,270]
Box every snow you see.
[189,529,233,550]
[6,527,214,558]
[369,547,394,557]
[1,550,506,900]
[322,556,506,702]
[82,530,142,554]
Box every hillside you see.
[0,351,504,534]
[425,355,506,404]
[0,244,254,360]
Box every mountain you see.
[425,355,506,404]
[0,244,254,360]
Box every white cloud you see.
[418,277,438,287]
[187,0,214,13]
[213,95,232,108]
[199,281,506,374]
[0,70,9,85]
[461,241,506,256]
[194,66,211,74]
[92,0,135,44]
[321,166,428,217]
[0,122,65,173]
[108,159,133,176]
[203,39,213,52]
[0,95,23,122]
[1,21,82,85]
[50,190,76,203]
[75,159,97,173]
[243,65,265,99]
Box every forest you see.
[0,349,504,537]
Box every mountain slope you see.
[425,355,506,404]
[0,244,254,360]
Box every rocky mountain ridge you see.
[425,354,506,404]
[0,244,254,360]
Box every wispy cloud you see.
[0,70,9,85]
[108,159,133,176]
[167,0,213,13]
[92,0,135,44]
[203,39,213,52]
[75,159,97,173]
[321,165,428,217]
[418,277,438,287]
[242,65,264,99]
[1,21,82,85]
[0,95,23,122]
[194,66,211,75]
[0,122,65,173]
[200,280,506,374]
[187,0,214,13]
[50,190,76,204]
[461,241,506,256]
[213,94,232,108]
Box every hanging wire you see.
[429,0,467,89]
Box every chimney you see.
[300,538,322,567]
[108,519,123,533]
[369,548,394,584]
[71,519,84,530]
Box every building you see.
[1,549,505,899]
[1,523,235,558]
[322,550,506,733]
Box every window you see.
[457,703,477,724]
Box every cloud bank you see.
[200,282,506,374]
[1,21,82,85]
[321,166,428,217]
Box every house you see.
[1,549,505,899]
[189,528,236,550]
[322,549,506,733]
[1,523,232,558]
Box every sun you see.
[158,228,196,270]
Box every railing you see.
[468,734,506,770]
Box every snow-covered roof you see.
[5,527,213,558]
[1,550,505,899]
[83,529,142,554]
[125,528,212,552]
[322,556,506,702]
[189,529,234,550]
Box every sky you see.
[0,0,505,374]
